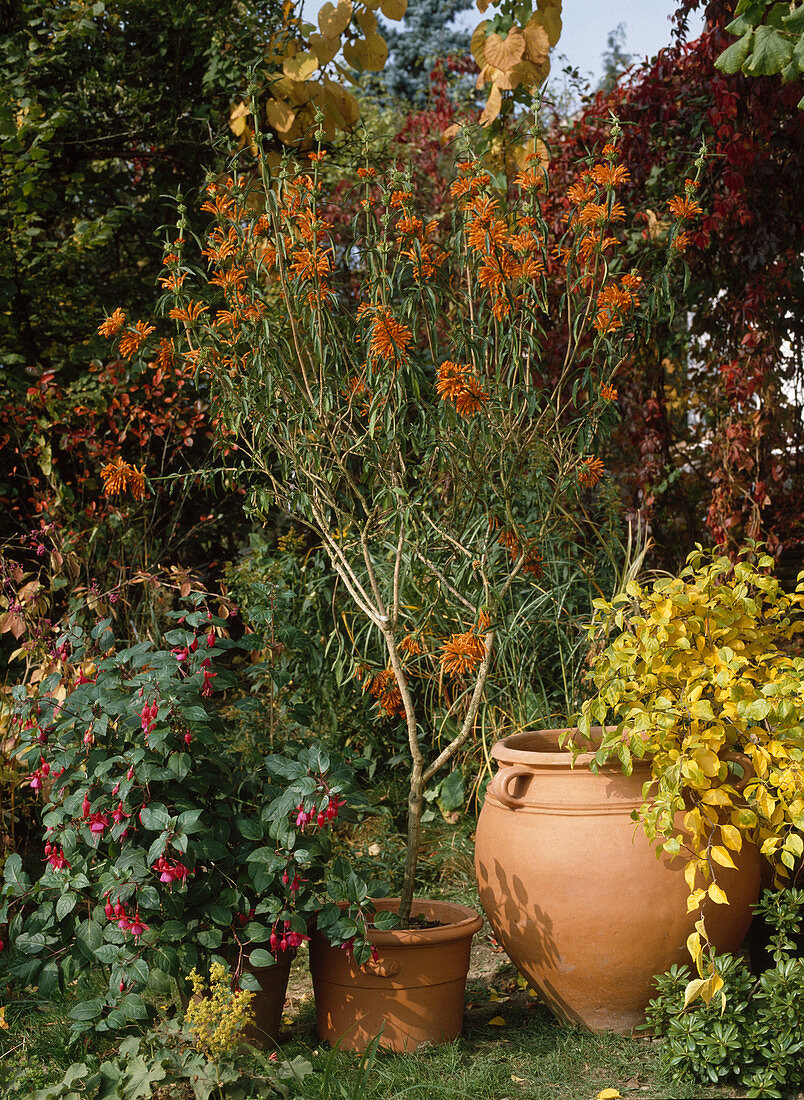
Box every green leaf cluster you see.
[645,888,804,1098]
[715,1,804,108]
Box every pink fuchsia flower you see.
[207,630,215,647]
[172,646,189,662]
[201,669,216,697]
[112,802,130,825]
[46,847,70,871]
[88,812,110,835]
[82,794,91,818]
[130,914,149,939]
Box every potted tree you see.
[95,97,698,1046]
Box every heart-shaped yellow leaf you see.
[283,50,319,81]
[318,0,352,38]
[379,0,407,19]
[310,33,340,65]
[483,28,525,73]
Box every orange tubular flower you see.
[671,231,691,253]
[578,201,626,229]
[667,195,702,220]
[600,382,619,401]
[589,163,630,189]
[153,338,175,371]
[454,376,489,418]
[436,361,469,401]
[118,320,155,359]
[567,180,596,207]
[357,166,376,179]
[440,630,486,679]
[578,456,606,488]
[389,190,412,208]
[399,634,424,657]
[364,668,405,718]
[368,309,413,365]
[436,362,488,416]
[98,308,126,338]
[100,457,130,494]
[168,301,207,324]
[127,465,147,500]
[289,248,333,282]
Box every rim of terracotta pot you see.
[491,727,651,771]
[359,898,484,947]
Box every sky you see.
[299,1,706,86]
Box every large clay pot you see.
[474,729,761,1032]
[309,898,483,1052]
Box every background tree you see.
[599,22,633,93]
[378,0,474,104]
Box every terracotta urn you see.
[474,729,761,1032]
[309,897,483,1052]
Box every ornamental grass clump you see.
[98,107,702,923]
[577,544,804,1000]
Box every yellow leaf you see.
[711,845,737,870]
[686,930,702,970]
[719,823,743,851]
[700,970,724,1005]
[356,8,377,34]
[476,0,491,11]
[265,97,297,134]
[379,0,407,17]
[483,28,526,73]
[479,83,502,126]
[694,748,721,777]
[488,1015,506,1026]
[533,4,562,45]
[343,32,388,72]
[310,33,340,65]
[283,50,319,81]
[471,21,490,67]
[596,1091,621,1100]
[701,787,730,806]
[318,0,352,37]
[707,882,729,905]
[684,861,698,890]
[522,14,550,64]
[684,977,706,1008]
[0,1006,7,1030]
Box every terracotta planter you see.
[474,729,761,1032]
[223,948,293,1046]
[309,898,483,1052]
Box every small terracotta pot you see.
[223,948,294,1046]
[475,729,761,1033]
[309,897,483,1052]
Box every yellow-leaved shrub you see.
[577,544,804,911]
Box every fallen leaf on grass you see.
[488,1015,506,1026]
[595,1090,621,1100]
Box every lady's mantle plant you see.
[1,599,375,1032]
[99,106,703,922]
[578,544,804,1000]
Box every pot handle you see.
[486,766,533,809]
[360,957,400,978]
[721,750,754,794]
